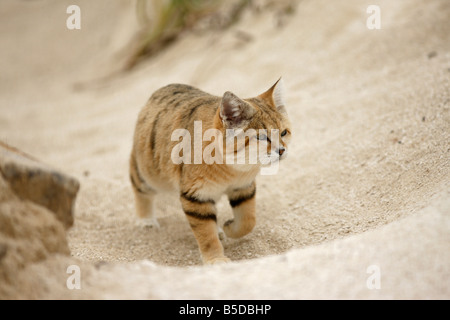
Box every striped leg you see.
[180,192,230,264]
[224,182,256,239]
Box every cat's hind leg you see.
[132,186,159,228]
[130,155,160,228]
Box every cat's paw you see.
[223,218,254,239]
[223,219,235,238]
[136,217,160,229]
[204,257,231,265]
[217,226,226,241]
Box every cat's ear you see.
[220,91,256,129]
[259,78,286,113]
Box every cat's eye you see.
[257,133,268,141]
[281,129,288,137]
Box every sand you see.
[0,0,449,299]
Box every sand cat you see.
[130,79,291,264]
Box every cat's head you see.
[216,78,292,170]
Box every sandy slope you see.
[0,0,449,298]
[12,192,449,299]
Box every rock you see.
[0,142,73,298]
[0,142,80,229]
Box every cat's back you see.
[132,83,221,190]
[152,83,206,99]
[137,83,220,137]
[148,83,217,111]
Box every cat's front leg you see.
[180,192,230,264]
[224,182,256,238]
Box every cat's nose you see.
[278,147,286,156]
